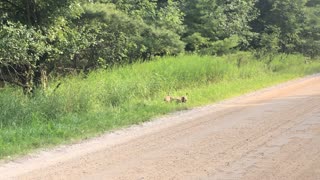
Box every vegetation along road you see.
[1,75,320,179]
[1,0,320,179]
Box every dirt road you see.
[1,75,320,180]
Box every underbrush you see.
[1,52,320,159]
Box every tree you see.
[182,0,258,53]
[0,22,48,91]
[82,1,185,61]
[252,0,307,53]
[299,0,320,58]
[0,0,84,93]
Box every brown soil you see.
[1,75,320,180]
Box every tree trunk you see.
[0,81,5,89]
[23,64,34,94]
[25,0,38,26]
[32,52,49,91]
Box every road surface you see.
[1,75,320,179]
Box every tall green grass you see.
[1,52,320,159]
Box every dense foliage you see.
[0,0,319,91]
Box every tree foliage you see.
[0,0,83,93]
[182,0,258,53]
[252,0,320,56]
[300,0,320,58]
[0,0,319,92]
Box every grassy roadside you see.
[1,52,320,159]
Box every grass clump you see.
[1,52,320,159]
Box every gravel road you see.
[1,75,320,180]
